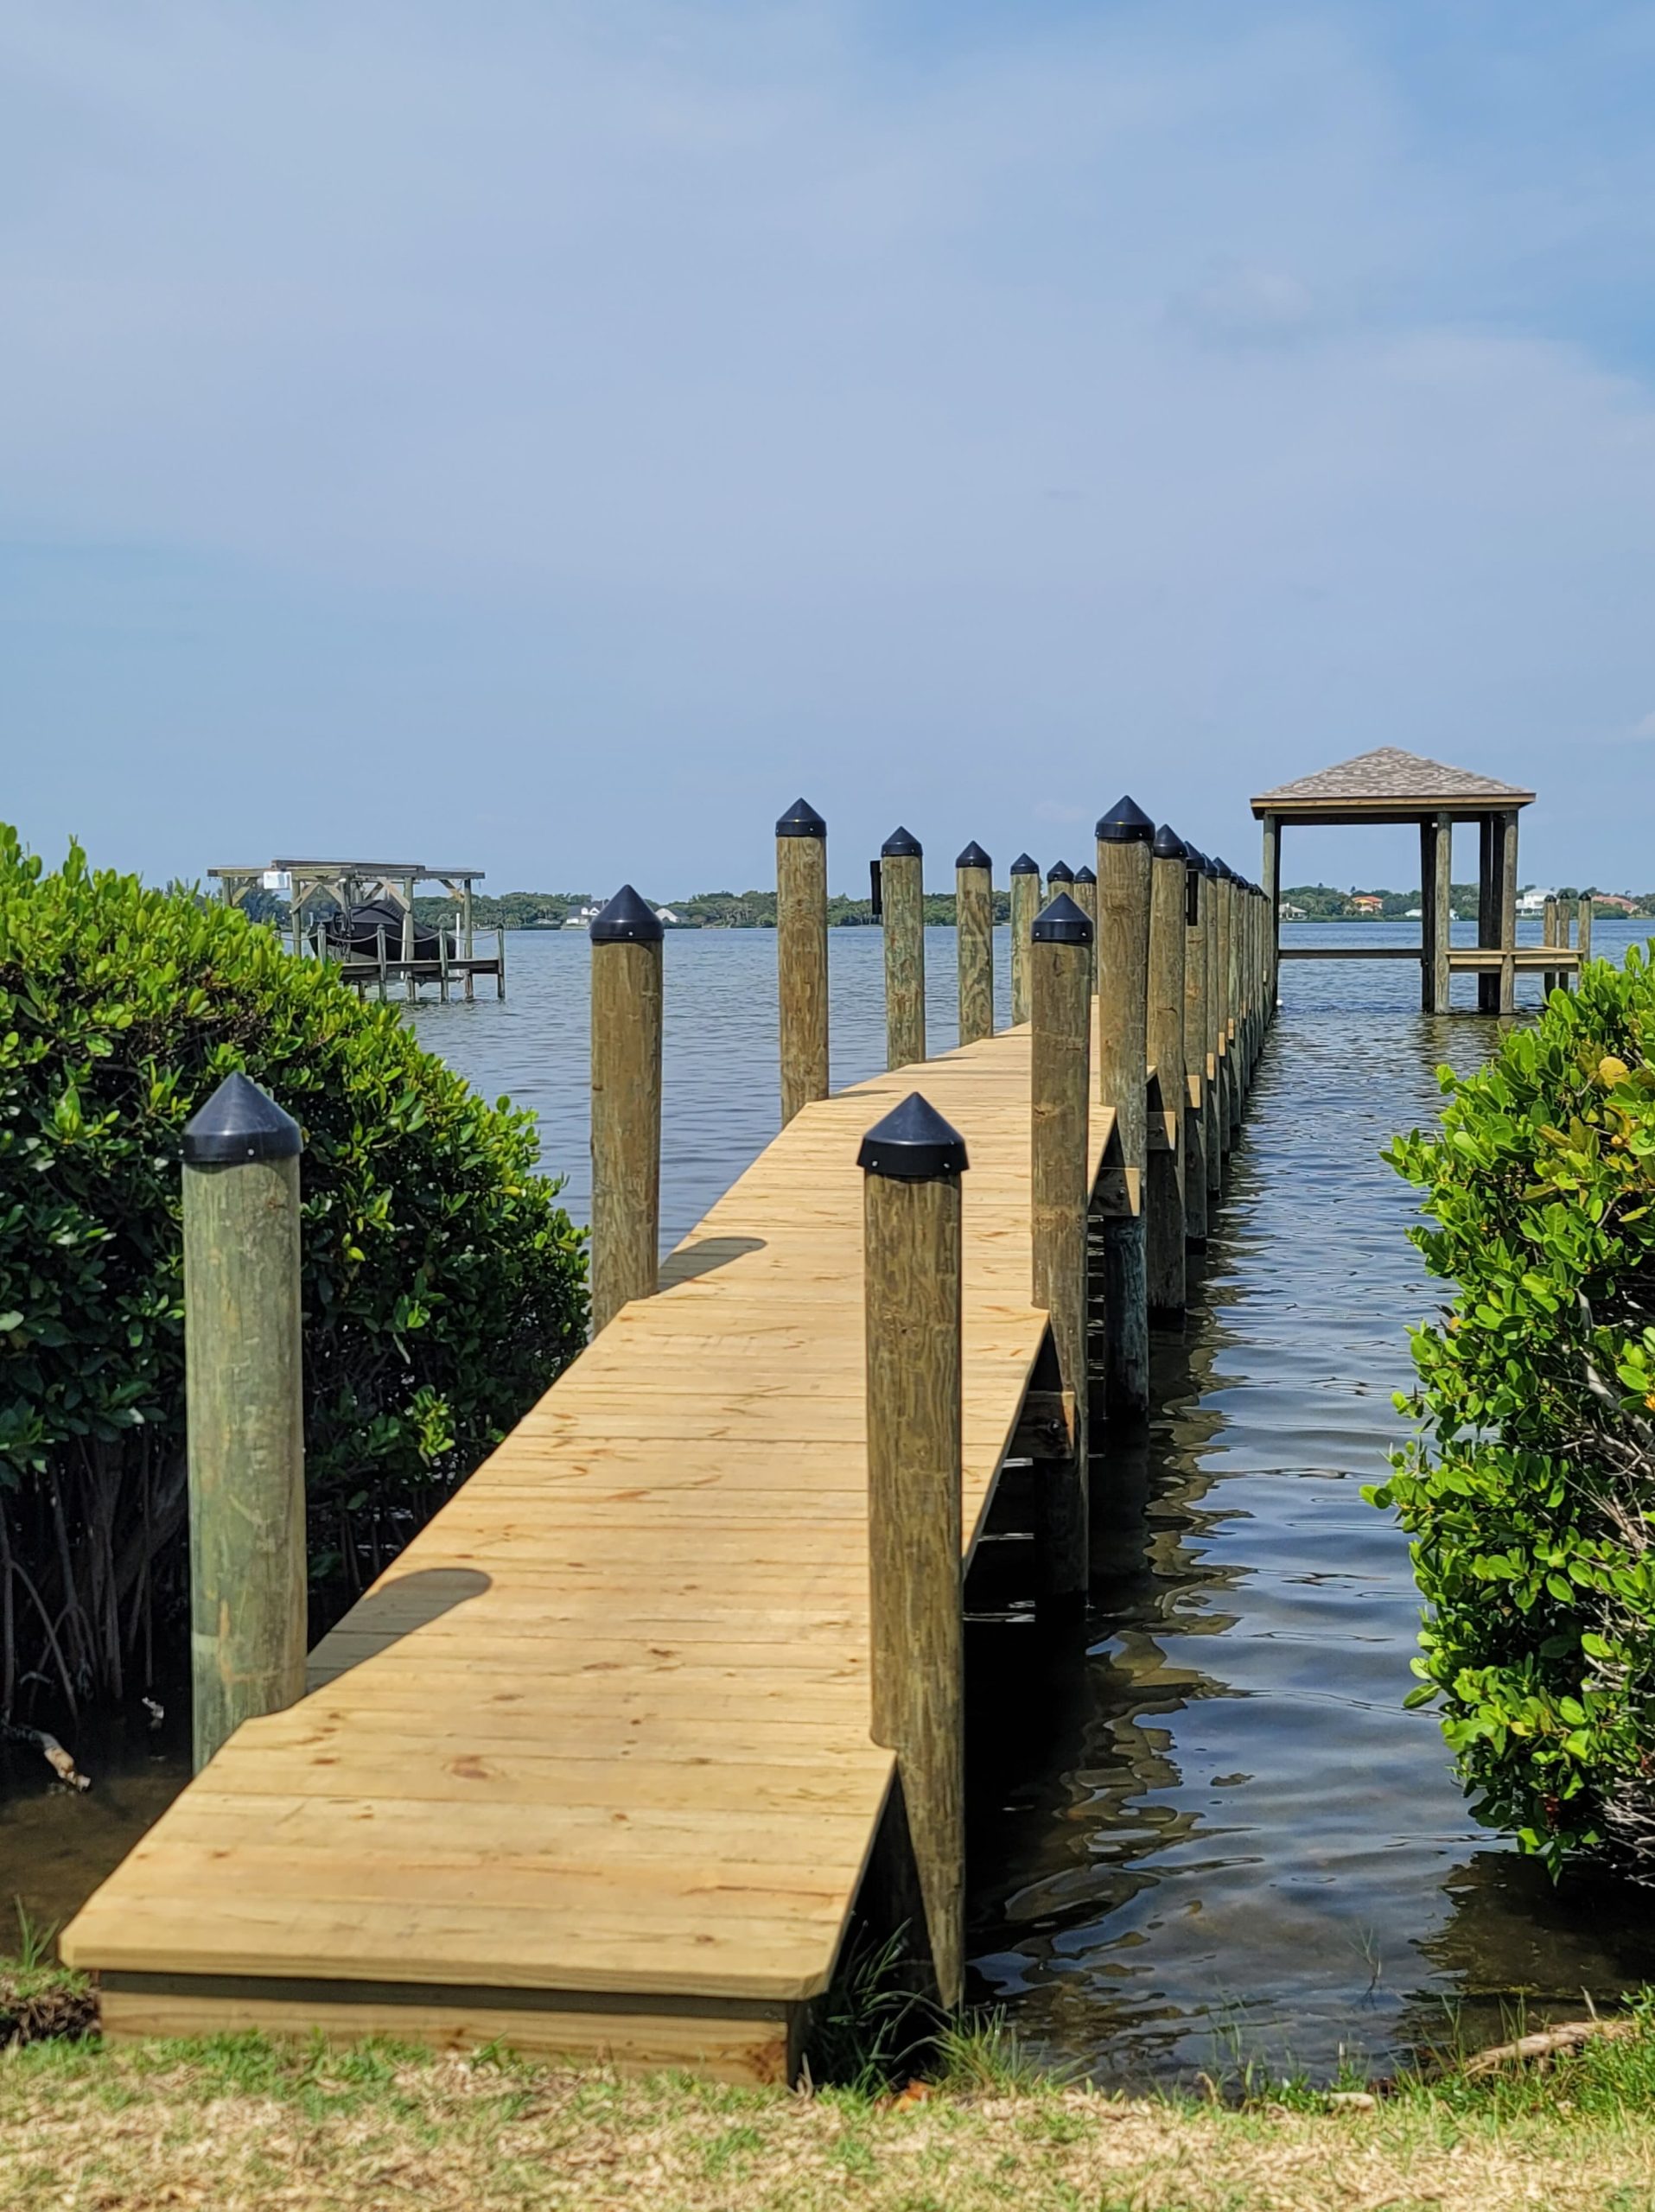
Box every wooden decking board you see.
[62,1022,1110,2044]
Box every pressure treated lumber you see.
[1145,825,1187,1320]
[881,829,926,1070]
[861,1094,966,2007]
[1181,850,1208,1245]
[776,800,829,1123]
[589,889,664,1333]
[1094,799,1153,1415]
[1029,895,1092,1598]
[955,842,994,1047]
[1009,855,1040,1027]
[181,1074,307,1774]
[64,1018,1117,2082]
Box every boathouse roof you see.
[1251,747,1534,823]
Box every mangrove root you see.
[0,1723,89,1792]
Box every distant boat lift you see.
[207,858,506,1001]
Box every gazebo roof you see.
[1251,747,1534,822]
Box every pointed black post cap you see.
[1183,842,1206,871]
[1152,823,1187,861]
[955,840,992,870]
[1201,850,1220,879]
[1074,863,1096,885]
[1096,795,1155,844]
[856,1091,969,1179]
[1212,855,1232,881]
[881,825,922,859]
[776,798,826,840]
[1009,852,1041,875]
[1031,891,1093,945]
[590,885,664,944]
[181,1071,302,1166]
[1046,859,1074,884]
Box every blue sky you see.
[5,3,1655,895]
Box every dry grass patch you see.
[3,2029,1655,2211]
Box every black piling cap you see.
[856,1091,969,1180]
[1074,864,1096,884]
[590,884,664,944]
[1211,855,1232,881]
[1031,891,1093,945]
[775,797,826,840]
[181,1071,302,1166]
[1096,795,1155,844]
[1201,850,1220,879]
[1009,852,1041,875]
[1152,823,1187,861]
[1046,859,1074,884]
[955,840,993,871]
[881,825,922,859]
[1183,842,1206,872]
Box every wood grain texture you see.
[777,833,830,1123]
[1030,931,1090,1594]
[1094,833,1151,1414]
[1182,870,1208,1245]
[590,936,663,1332]
[1009,868,1041,1029]
[63,1020,1117,2059]
[1145,849,1187,1317]
[956,861,995,1046]
[863,1168,964,2006]
[183,1151,306,1774]
[882,850,926,1071]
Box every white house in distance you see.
[1516,887,1557,917]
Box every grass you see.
[4,2007,1655,2209]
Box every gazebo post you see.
[1498,808,1519,1016]
[1417,816,1436,1014]
[1432,811,1453,1014]
[1259,811,1281,1009]
[1476,814,1498,1014]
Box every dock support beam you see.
[1201,853,1222,1204]
[1145,825,1187,1324]
[955,842,995,1047]
[1431,812,1453,1014]
[1499,809,1519,1016]
[859,1093,967,2012]
[1030,893,1092,1604]
[1095,798,1154,1417]
[1009,855,1040,1027]
[589,887,664,1335]
[1579,895,1594,971]
[776,799,830,1124]
[1182,848,1208,1247]
[181,1073,307,1775]
[881,828,926,1071]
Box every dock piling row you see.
[589,886,664,1335]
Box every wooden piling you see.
[589,887,664,1336]
[1030,892,1092,1601]
[881,828,926,1071]
[776,799,830,1123]
[858,1092,968,2010]
[1094,797,1154,1416]
[496,922,507,1000]
[1073,866,1098,995]
[1578,895,1594,970]
[1009,855,1041,1027]
[1200,852,1222,1202]
[180,1072,307,1774]
[1542,894,1559,999]
[1432,811,1453,1014]
[1181,846,1209,1246]
[955,842,995,1047]
[1145,825,1187,1322]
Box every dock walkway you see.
[64,1023,1113,2082]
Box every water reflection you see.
[970,923,1655,2084]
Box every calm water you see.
[11,914,1655,2082]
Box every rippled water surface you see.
[17,915,1655,2082]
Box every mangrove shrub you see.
[0,830,586,1711]
[1378,945,1655,1878]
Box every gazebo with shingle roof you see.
[1251,747,1541,1015]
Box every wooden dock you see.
[63,810,1277,2082]
[61,1027,1116,2082]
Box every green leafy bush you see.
[0,830,586,1710]
[1378,946,1655,1878]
